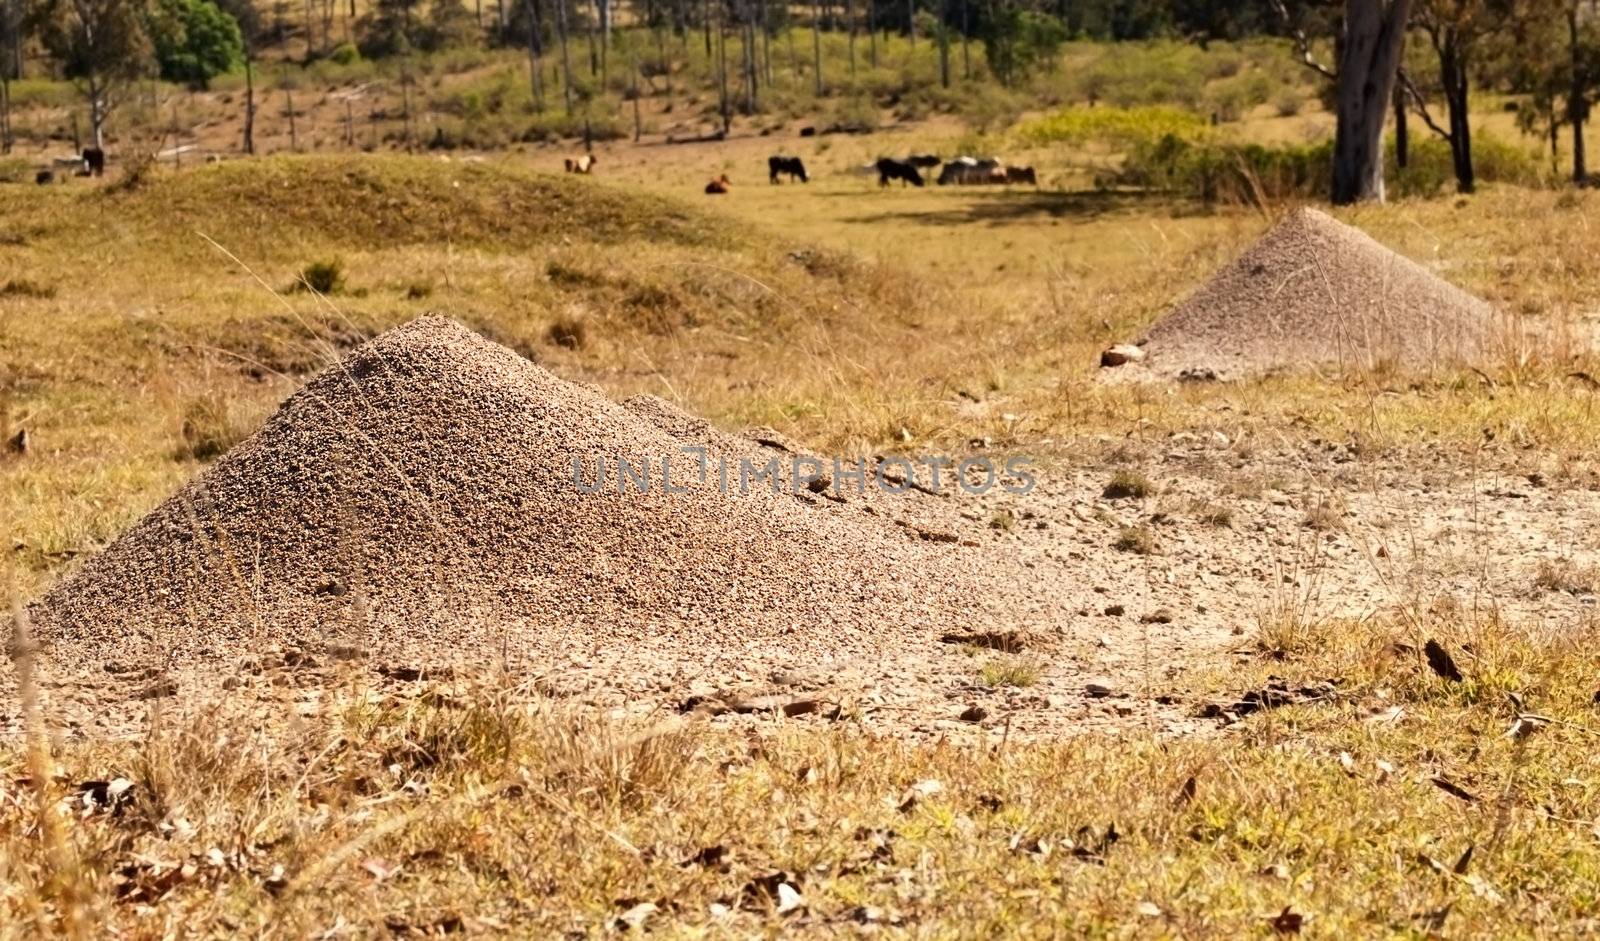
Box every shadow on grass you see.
[832,189,1210,227]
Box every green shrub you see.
[329,42,361,65]
[1018,105,1208,148]
[294,259,345,294]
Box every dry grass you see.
[6,610,1600,937]
[9,152,1600,935]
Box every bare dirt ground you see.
[13,412,1596,744]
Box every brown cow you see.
[564,154,596,174]
[704,174,731,194]
[1005,165,1037,185]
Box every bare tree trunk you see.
[745,6,758,112]
[557,0,575,113]
[1442,43,1472,193]
[937,4,948,88]
[716,8,730,132]
[812,0,823,95]
[526,0,546,112]
[1331,0,1414,205]
[867,0,877,67]
[284,72,298,151]
[905,0,913,47]
[89,74,106,151]
[1391,78,1406,169]
[1570,4,1588,184]
[960,0,969,79]
[846,0,856,77]
[631,41,642,140]
[243,51,256,154]
[0,75,10,155]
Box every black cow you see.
[83,147,106,177]
[769,155,808,183]
[875,157,924,187]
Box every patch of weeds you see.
[1302,494,1346,531]
[1113,524,1157,555]
[1103,470,1154,500]
[546,259,606,288]
[404,281,434,300]
[292,259,345,294]
[989,509,1016,531]
[0,279,56,299]
[1532,556,1600,595]
[546,314,588,350]
[979,655,1040,688]
[1189,499,1234,528]
[176,399,250,461]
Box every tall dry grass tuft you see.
[7,554,92,937]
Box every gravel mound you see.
[1127,207,1498,379]
[31,317,999,673]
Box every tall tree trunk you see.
[1570,4,1588,184]
[1331,0,1414,205]
[243,50,256,154]
[89,74,106,151]
[1392,78,1406,169]
[1439,34,1473,193]
[745,7,759,112]
[761,0,772,87]
[812,0,823,95]
[905,0,914,47]
[0,74,10,155]
[526,0,546,112]
[557,0,575,113]
[937,6,948,88]
[587,0,600,77]
[846,0,857,77]
[867,0,877,67]
[717,9,730,132]
[960,0,969,79]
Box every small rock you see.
[1140,608,1174,624]
[1099,344,1146,368]
[958,705,988,723]
[1103,604,1125,617]
[1085,680,1116,699]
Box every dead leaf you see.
[776,882,805,915]
[1338,752,1354,775]
[1136,901,1163,918]
[1453,844,1474,875]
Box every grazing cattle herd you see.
[553,148,1036,197]
[768,155,808,184]
[875,157,925,187]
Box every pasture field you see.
[6,97,1600,936]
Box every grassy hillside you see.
[0,155,957,598]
